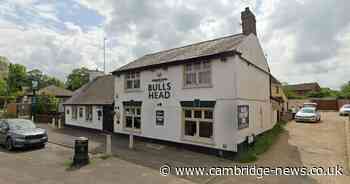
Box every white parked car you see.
[339,104,350,116]
[295,107,321,123]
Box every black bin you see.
[73,137,89,166]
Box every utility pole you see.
[103,37,107,74]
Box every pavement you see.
[0,143,194,184]
[1,112,348,183]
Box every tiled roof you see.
[113,33,246,73]
[27,85,73,97]
[284,83,321,91]
[63,75,114,105]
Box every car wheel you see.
[5,138,13,151]
[39,144,46,149]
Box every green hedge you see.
[239,121,287,163]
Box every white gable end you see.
[236,34,270,72]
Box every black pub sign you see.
[148,78,172,99]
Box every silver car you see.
[339,104,350,116]
[295,107,321,123]
[0,119,48,150]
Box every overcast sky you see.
[0,0,349,89]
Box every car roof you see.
[343,104,350,107]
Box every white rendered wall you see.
[64,105,103,130]
[113,35,273,151]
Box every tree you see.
[65,67,89,90]
[26,69,64,89]
[7,63,27,94]
[306,88,339,98]
[0,78,7,96]
[338,82,350,99]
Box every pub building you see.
[112,7,275,156]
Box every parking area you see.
[1,112,349,184]
[287,111,350,184]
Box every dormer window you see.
[184,61,212,88]
[125,71,140,90]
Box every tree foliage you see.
[0,78,7,96]
[34,95,60,114]
[26,69,64,89]
[306,88,339,98]
[338,82,350,99]
[65,67,89,91]
[7,63,27,94]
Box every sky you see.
[0,0,349,89]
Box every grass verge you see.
[239,120,287,163]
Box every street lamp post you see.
[31,80,38,122]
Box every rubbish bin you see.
[73,137,89,166]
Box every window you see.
[79,107,84,118]
[276,86,279,94]
[125,72,140,90]
[124,106,141,131]
[184,61,211,88]
[238,105,249,129]
[86,106,93,121]
[183,108,214,142]
[66,109,70,115]
[72,106,77,120]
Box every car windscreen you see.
[301,108,315,113]
[7,119,36,130]
[343,105,350,108]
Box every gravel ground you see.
[287,112,350,184]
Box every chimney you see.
[241,7,256,36]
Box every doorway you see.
[103,105,114,133]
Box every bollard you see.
[51,118,56,128]
[129,133,134,149]
[58,119,62,129]
[32,116,34,122]
[106,134,112,155]
[73,137,89,167]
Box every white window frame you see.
[184,60,212,88]
[125,71,141,91]
[79,107,84,119]
[85,106,93,122]
[124,106,141,132]
[72,106,77,120]
[182,107,214,144]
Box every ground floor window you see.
[124,106,141,131]
[72,106,77,120]
[86,106,93,121]
[183,108,214,142]
[79,107,84,118]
